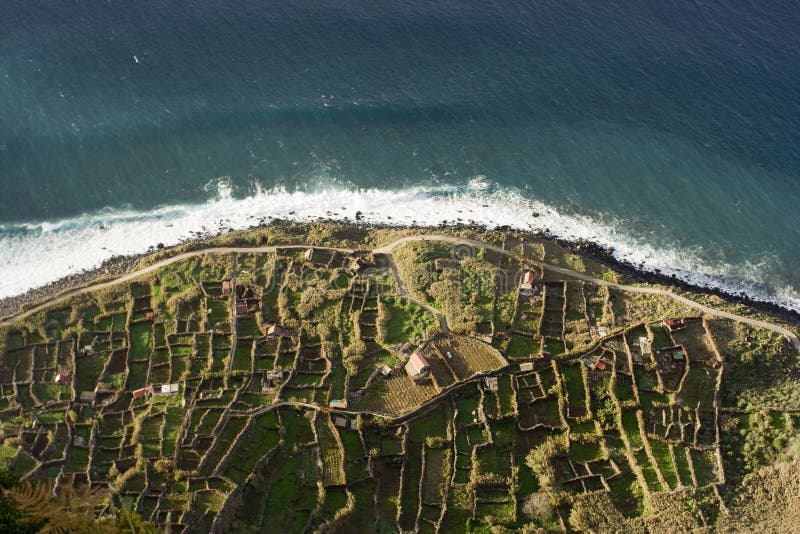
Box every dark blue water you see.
[1,0,799,308]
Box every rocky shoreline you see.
[2,220,798,326]
[0,254,144,319]
[545,233,800,325]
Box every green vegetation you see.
[506,334,540,359]
[382,296,436,345]
[0,223,796,532]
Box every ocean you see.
[0,1,798,310]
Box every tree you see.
[525,436,565,493]
[297,287,325,318]
[0,466,38,533]
[4,480,111,533]
[1,475,156,534]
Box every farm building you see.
[522,270,535,285]
[520,270,535,289]
[266,324,290,337]
[333,416,349,428]
[590,326,608,339]
[519,362,534,372]
[378,365,392,377]
[266,370,284,380]
[132,386,153,399]
[221,281,232,296]
[81,345,95,356]
[584,354,608,371]
[329,399,348,409]
[485,376,498,392]
[79,391,96,403]
[405,352,431,381]
[54,370,71,384]
[663,318,686,332]
[156,383,180,395]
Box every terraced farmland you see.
[0,228,797,532]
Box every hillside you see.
[0,224,798,532]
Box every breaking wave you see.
[1,178,798,312]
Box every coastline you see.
[2,219,798,327]
[0,253,144,319]
[547,234,800,325]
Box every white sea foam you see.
[1,179,798,312]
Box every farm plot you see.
[360,373,439,417]
[560,362,588,418]
[506,334,541,360]
[399,440,423,531]
[431,336,506,380]
[232,342,253,372]
[648,438,679,490]
[671,321,718,364]
[523,396,562,429]
[690,449,719,486]
[221,416,280,484]
[199,416,247,475]
[0,233,746,532]
[678,363,716,411]
[315,414,345,486]
[129,323,152,360]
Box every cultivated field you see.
[0,226,797,532]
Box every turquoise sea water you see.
[0,1,798,309]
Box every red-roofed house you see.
[520,270,536,293]
[266,324,290,337]
[222,281,232,296]
[405,352,431,381]
[54,370,71,384]
[235,303,248,316]
[663,318,686,332]
[145,311,155,320]
[132,385,153,399]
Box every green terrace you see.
[0,229,797,532]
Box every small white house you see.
[266,370,284,380]
[155,383,180,395]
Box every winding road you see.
[2,235,798,351]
